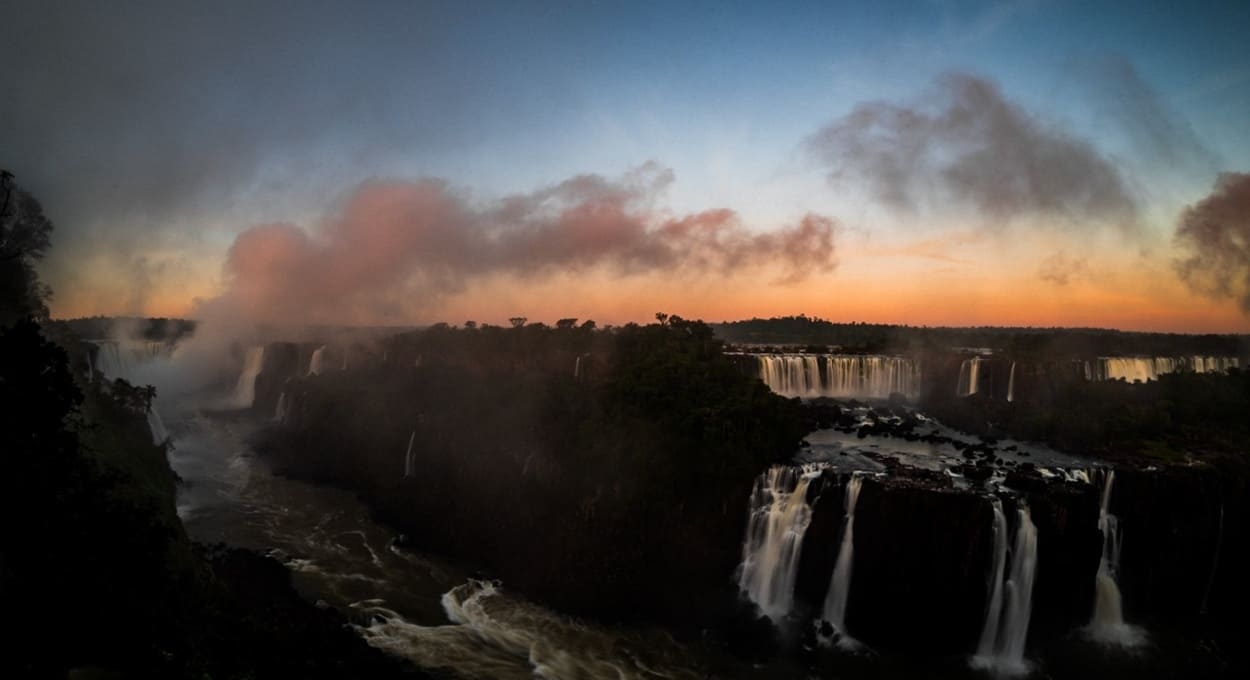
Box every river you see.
[164,397,721,679]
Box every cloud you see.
[196,165,837,325]
[1090,59,1216,173]
[1174,172,1250,313]
[1037,250,1089,286]
[805,73,1139,227]
[0,3,534,312]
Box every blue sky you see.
[3,1,1249,329]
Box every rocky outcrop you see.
[251,342,305,415]
[1114,460,1249,626]
[789,470,1099,655]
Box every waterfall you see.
[738,465,822,621]
[1190,355,1240,374]
[146,408,169,446]
[976,499,1009,659]
[93,340,127,380]
[403,430,417,478]
[972,502,1038,676]
[820,474,864,648]
[1201,504,1225,615]
[957,358,984,397]
[273,392,288,423]
[231,346,265,408]
[90,340,169,445]
[1006,362,1016,403]
[308,346,326,375]
[754,354,919,399]
[1085,470,1145,647]
[574,355,582,378]
[1089,356,1241,383]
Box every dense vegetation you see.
[61,315,199,343]
[0,173,419,678]
[261,316,808,629]
[922,365,1250,464]
[715,315,1248,358]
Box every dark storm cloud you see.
[197,165,837,325]
[1174,172,1250,313]
[805,73,1139,227]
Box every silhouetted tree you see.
[0,170,55,325]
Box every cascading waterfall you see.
[403,430,417,478]
[972,502,1038,676]
[1007,362,1016,403]
[90,339,168,445]
[274,392,288,423]
[1085,469,1145,647]
[738,465,822,621]
[1190,355,1240,373]
[754,354,919,399]
[756,354,822,397]
[308,346,326,375]
[1201,504,1224,616]
[574,355,582,378]
[232,346,265,408]
[1088,356,1240,383]
[146,408,169,446]
[956,358,985,397]
[820,474,864,648]
[93,340,127,380]
[976,499,1009,660]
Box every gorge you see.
[194,320,1249,678]
[9,312,1248,679]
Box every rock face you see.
[258,327,1250,661]
[258,322,808,636]
[788,471,1099,655]
[267,386,1250,659]
[846,479,997,654]
[251,342,306,415]
[764,460,1250,659]
[1114,461,1249,624]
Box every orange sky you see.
[49,223,1247,334]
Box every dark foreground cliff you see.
[257,319,808,633]
[0,320,424,679]
[249,319,1250,676]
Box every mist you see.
[1174,172,1250,313]
[194,164,838,327]
[805,72,1140,228]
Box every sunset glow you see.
[5,1,1249,332]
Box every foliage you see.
[0,172,55,323]
[714,315,1247,358]
[922,367,1250,461]
[0,177,415,677]
[263,317,807,624]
